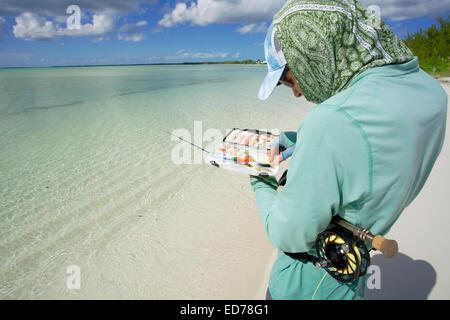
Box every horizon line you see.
[0,60,267,70]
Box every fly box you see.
[207,128,279,177]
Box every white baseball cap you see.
[258,22,287,100]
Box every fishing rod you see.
[166,130,211,154]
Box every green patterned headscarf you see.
[273,0,415,104]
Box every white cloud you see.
[0,1,157,18]
[158,0,449,28]
[117,32,146,42]
[4,0,155,41]
[232,52,240,59]
[136,20,148,27]
[117,20,147,42]
[91,36,110,43]
[119,23,138,33]
[151,26,166,34]
[119,20,148,33]
[359,0,450,21]
[167,49,229,60]
[158,0,285,27]
[13,12,115,40]
[236,23,267,34]
[180,51,229,59]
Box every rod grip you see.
[372,235,398,258]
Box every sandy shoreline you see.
[253,80,450,300]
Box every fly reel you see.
[315,225,370,283]
[275,169,398,283]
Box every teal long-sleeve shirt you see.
[251,57,447,300]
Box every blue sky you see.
[0,0,449,68]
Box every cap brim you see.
[258,66,286,100]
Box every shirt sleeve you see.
[281,131,298,149]
[281,147,295,161]
[271,135,295,161]
[250,107,367,253]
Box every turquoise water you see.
[0,65,311,298]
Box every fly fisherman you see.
[252,0,447,300]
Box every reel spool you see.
[315,226,370,283]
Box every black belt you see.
[284,252,319,265]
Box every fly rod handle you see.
[371,235,398,258]
[332,216,398,258]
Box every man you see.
[251,0,447,300]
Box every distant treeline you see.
[403,16,450,76]
[197,60,264,65]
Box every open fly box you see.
[207,128,279,177]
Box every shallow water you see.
[0,65,312,299]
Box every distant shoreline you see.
[0,60,267,70]
[2,62,447,80]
